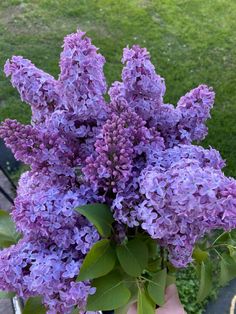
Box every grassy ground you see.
[1,0,236,313]
[1,0,236,176]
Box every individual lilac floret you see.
[58,30,107,122]
[177,84,215,143]
[0,238,95,314]
[138,160,236,267]
[4,56,58,124]
[109,45,165,121]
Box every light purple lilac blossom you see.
[1,29,236,312]
[4,56,59,124]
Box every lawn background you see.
[0,0,236,313]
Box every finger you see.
[165,284,181,303]
[127,303,137,314]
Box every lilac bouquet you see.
[1,29,236,314]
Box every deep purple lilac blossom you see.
[1,29,236,312]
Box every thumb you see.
[157,284,186,314]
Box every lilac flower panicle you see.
[0,119,75,176]
[1,29,236,313]
[59,30,107,122]
[149,85,215,147]
[137,159,236,267]
[0,238,96,313]
[109,45,166,121]
[177,84,215,142]
[4,56,59,124]
[83,99,164,194]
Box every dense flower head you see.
[149,144,226,170]
[0,119,75,176]
[58,30,107,122]
[109,45,166,122]
[0,238,96,313]
[13,171,100,251]
[4,56,59,124]
[149,85,215,148]
[0,29,236,312]
[137,159,236,267]
[83,98,164,194]
[176,84,215,143]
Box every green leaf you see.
[114,277,138,314]
[116,238,148,277]
[193,247,209,264]
[228,246,236,261]
[23,296,46,314]
[146,238,158,260]
[77,239,116,281]
[166,261,176,274]
[86,271,131,311]
[137,288,155,314]
[219,253,236,285]
[147,269,167,306]
[213,231,230,244]
[147,258,161,272]
[166,274,176,287]
[197,261,212,302]
[230,229,236,242]
[0,291,15,299]
[0,210,21,247]
[75,203,114,237]
[114,281,139,314]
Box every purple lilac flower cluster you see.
[0,30,104,314]
[1,29,236,312]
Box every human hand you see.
[127,284,186,314]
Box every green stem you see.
[207,243,236,251]
[212,231,227,246]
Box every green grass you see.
[1,0,236,313]
[1,0,236,175]
[1,0,236,176]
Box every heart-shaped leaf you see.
[147,269,167,306]
[86,271,131,311]
[77,239,116,281]
[193,247,209,264]
[197,261,212,302]
[137,288,155,314]
[166,274,176,287]
[0,210,21,247]
[23,296,46,314]
[116,238,148,277]
[75,203,114,237]
[219,253,236,285]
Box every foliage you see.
[75,204,114,237]
[76,223,167,312]
[1,0,236,178]
[0,209,21,247]
[75,209,236,313]
[23,297,46,314]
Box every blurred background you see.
[0,0,236,313]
